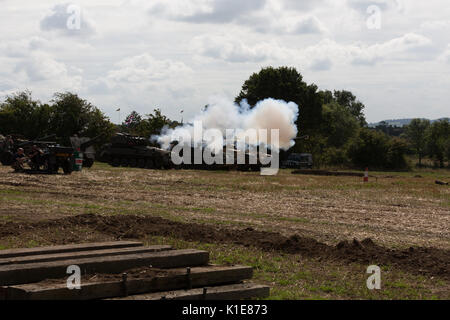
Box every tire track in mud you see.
[0,213,448,280]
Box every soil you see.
[1,213,448,280]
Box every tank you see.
[281,153,313,169]
[169,142,267,172]
[99,133,172,169]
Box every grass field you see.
[0,163,448,299]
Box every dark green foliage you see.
[235,66,323,134]
[234,67,412,170]
[320,102,359,148]
[332,90,367,127]
[404,119,430,166]
[0,91,114,146]
[0,91,51,139]
[49,92,115,145]
[121,109,177,140]
[374,121,405,137]
[427,119,450,167]
[348,129,409,170]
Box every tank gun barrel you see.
[79,134,103,150]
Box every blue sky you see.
[0,0,449,124]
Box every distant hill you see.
[369,118,449,128]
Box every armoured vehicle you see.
[281,153,313,169]
[169,142,268,172]
[99,133,172,169]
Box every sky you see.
[0,0,449,124]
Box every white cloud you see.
[106,53,192,84]
[191,35,271,63]
[439,45,450,63]
[147,0,327,35]
[421,20,450,30]
[85,53,197,117]
[40,3,96,38]
[191,33,433,68]
[0,0,449,122]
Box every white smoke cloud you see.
[154,97,299,151]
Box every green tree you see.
[427,119,450,168]
[122,111,142,133]
[348,128,408,170]
[0,90,51,139]
[333,90,367,127]
[404,118,430,166]
[321,102,359,148]
[49,92,114,145]
[235,66,323,134]
[135,109,175,139]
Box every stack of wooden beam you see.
[0,241,270,300]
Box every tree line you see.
[235,66,449,169]
[0,90,174,148]
[1,67,449,169]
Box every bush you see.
[348,128,409,170]
[322,147,350,167]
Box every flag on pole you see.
[116,108,121,112]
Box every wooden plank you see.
[6,265,253,300]
[114,283,270,300]
[0,241,143,259]
[0,245,172,266]
[0,287,6,300]
[0,249,209,286]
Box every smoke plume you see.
[154,97,299,151]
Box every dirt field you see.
[0,163,449,299]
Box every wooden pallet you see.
[0,241,270,300]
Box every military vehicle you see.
[15,136,74,174]
[99,133,172,169]
[169,142,269,172]
[0,134,13,165]
[0,134,41,166]
[28,144,75,174]
[70,135,102,168]
[281,153,313,169]
[0,134,75,174]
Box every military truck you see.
[16,137,74,174]
[99,133,172,169]
[29,144,75,174]
[0,134,49,166]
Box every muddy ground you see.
[1,213,448,280]
[0,164,449,298]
